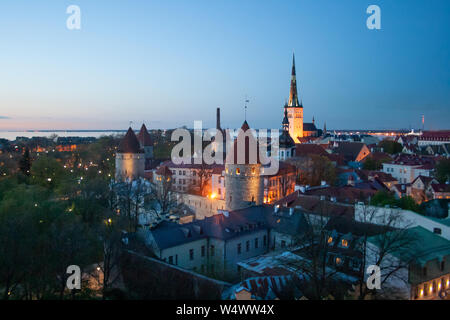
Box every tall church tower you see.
[285,53,303,143]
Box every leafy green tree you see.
[370,190,420,212]
[378,140,403,155]
[435,159,450,183]
[370,190,397,207]
[362,157,380,170]
[293,155,337,186]
[30,155,64,188]
[19,147,32,176]
[0,184,52,299]
[397,196,420,212]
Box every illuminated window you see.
[341,239,348,247]
[236,168,240,175]
[327,237,333,244]
[335,257,342,265]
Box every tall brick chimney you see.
[216,107,221,129]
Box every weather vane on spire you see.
[244,96,250,121]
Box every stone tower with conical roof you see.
[115,127,145,181]
[137,123,154,169]
[224,120,264,211]
[285,53,304,143]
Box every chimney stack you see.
[216,107,221,129]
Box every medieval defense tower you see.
[115,127,145,181]
[137,123,154,170]
[224,120,264,211]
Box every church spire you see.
[282,107,289,132]
[288,53,301,107]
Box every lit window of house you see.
[341,239,348,248]
[327,237,333,244]
[335,257,342,265]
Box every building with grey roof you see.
[138,205,310,281]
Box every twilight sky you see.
[0,0,449,131]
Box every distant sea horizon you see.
[0,128,412,142]
[0,130,127,141]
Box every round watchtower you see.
[224,121,263,211]
[115,127,145,181]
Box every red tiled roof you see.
[226,120,260,165]
[295,144,327,157]
[118,127,143,154]
[296,136,319,144]
[389,154,437,167]
[417,163,434,170]
[155,165,172,176]
[363,152,391,163]
[324,153,345,166]
[305,186,376,204]
[412,175,435,185]
[278,194,355,218]
[430,184,450,193]
[420,131,450,140]
[137,123,153,147]
[356,170,396,183]
[333,142,368,162]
